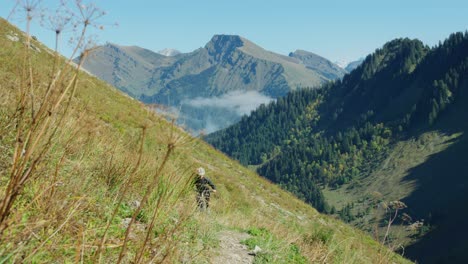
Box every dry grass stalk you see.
[94,126,147,262]
[0,0,105,253]
[116,121,182,263]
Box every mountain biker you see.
[193,167,217,210]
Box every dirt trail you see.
[212,230,254,264]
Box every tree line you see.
[206,32,468,214]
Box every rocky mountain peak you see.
[205,35,244,57]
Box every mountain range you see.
[0,17,408,263]
[79,35,349,133]
[206,32,468,264]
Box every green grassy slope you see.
[322,129,467,263]
[0,18,409,263]
[322,45,468,263]
[206,33,468,263]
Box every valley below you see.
[2,1,468,262]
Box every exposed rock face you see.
[80,35,343,133]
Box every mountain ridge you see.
[0,17,410,263]
[80,34,345,133]
[206,33,468,263]
[289,49,348,80]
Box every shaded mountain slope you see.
[206,32,468,263]
[400,94,468,263]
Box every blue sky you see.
[2,0,467,63]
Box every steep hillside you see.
[79,35,343,133]
[206,33,468,263]
[78,43,181,97]
[0,17,409,263]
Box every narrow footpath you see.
[212,230,254,264]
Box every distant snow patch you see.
[334,59,349,69]
[157,48,181,56]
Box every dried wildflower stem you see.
[116,136,177,264]
[23,199,83,261]
[94,127,147,263]
[382,201,407,247]
[134,167,194,263]
[0,61,82,234]
[0,2,94,238]
[382,208,399,246]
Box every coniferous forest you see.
[2,0,468,262]
[207,33,468,213]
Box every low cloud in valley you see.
[183,90,274,116]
